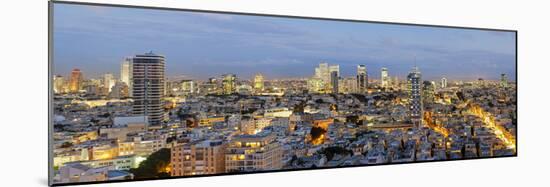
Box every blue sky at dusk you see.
[53,3,516,81]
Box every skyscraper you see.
[253,73,264,92]
[329,64,340,77]
[316,62,329,83]
[441,77,447,88]
[407,66,422,128]
[120,60,131,87]
[222,74,236,95]
[69,68,83,93]
[356,65,368,93]
[314,62,339,93]
[500,73,508,88]
[422,81,435,104]
[331,71,339,94]
[129,52,166,126]
[103,73,116,93]
[381,68,389,88]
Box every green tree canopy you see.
[129,148,171,179]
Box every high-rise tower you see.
[330,71,339,94]
[69,68,83,93]
[356,65,368,93]
[120,60,131,86]
[407,66,422,128]
[381,68,389,88]
[129,52,166,126]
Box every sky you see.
[53,3,516,81]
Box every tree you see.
[319,146,352,161]
[310,126,326,142]
[129,148,171,179]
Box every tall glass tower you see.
[357,65,368,93]
[381,67,389,88]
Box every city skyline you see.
[51,3,517,185]
[54,4,516,81]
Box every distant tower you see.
[314,62,339,93]
[331,71,339,94]
[356,65,368,93]
[318,62,330,84]
[253,73,264,92]
[120,60,131,86]
[500,73,508,88]
[440,77,447,88]
[103,73,116,93]
[381,68,389,88]
[407,66,423,128]
[69,68,83,93]
[422,81,435,104]
[129,52,166,126]
[222,74,236,95]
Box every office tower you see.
[53,75,66,94]
[129,52,166,126]
[317,62,329,83]
[407,66,422,128]
[329,64,340,77]
[500,73,508,88]
[313,62,339,93]
[103,73,116,92]
[330,71,339,94]
[225,133,283,172]
[393,76,399,87]
[441,77,447,88]
[69,68,83,93]
[356,65,368,93]
[222,74,236,95]
[381,68,389,88]
[253,73,264,92]
[171,140,227,176]
[422,81,435,104]
[120,60,131,87]
[314,67,321,79]
[120,58,132,92]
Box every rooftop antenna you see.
[412,53,419,72]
